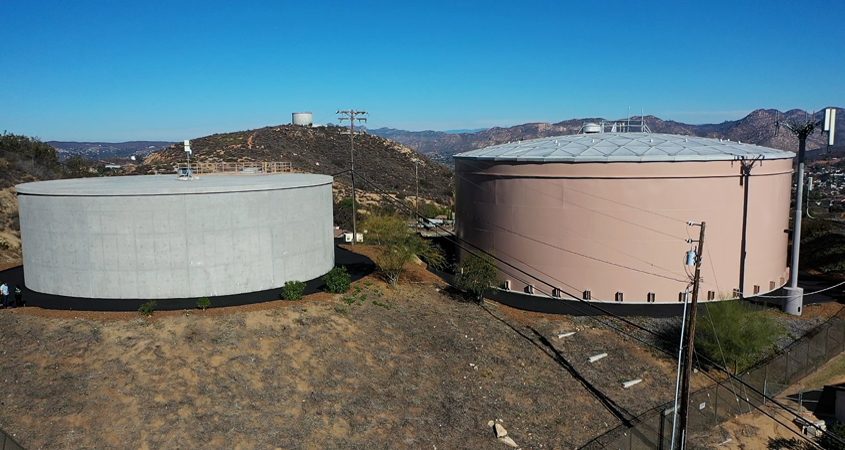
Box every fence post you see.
[839,322,845,352]
[714,383,719,422]
[657,410,666,450]
[806,340,811,376]
[763,365,769,406]
[825,326,830,359]
[785,350,790,382]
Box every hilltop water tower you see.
[292,112,313,127]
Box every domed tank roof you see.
[453,133,795,163]
[16,173,333,196]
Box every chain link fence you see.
[0,433,24,450]
[582,308,845,449]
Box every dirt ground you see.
[0,255,688,449]
[1,248,840,449]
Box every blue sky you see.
[1,1,843,141]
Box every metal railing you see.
[175,161,292,175]
[582,308,845,449]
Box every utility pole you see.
[783,117,818,315]
[738,156,762,300]
[677,221,706,450]
[415,159,420,219]
[337,109,368,245]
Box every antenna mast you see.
[782,113,819,315]
[183,140,193,179]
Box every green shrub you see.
[372,300,391,309]
[323,266,351,293]
[281,280,306,300]
[138,301,157,316]
[696,301,785,373]
[454,254,498,302]
[418,201,448,219]
[196,297,212,310]
[361,213,445,286]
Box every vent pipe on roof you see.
[583,123,601,134]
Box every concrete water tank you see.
[454,133,795,306]
[15,174,335,300]
[292,112,314,126]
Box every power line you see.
[755,280,845,299]
[455,160,686,244]
[444,163,692,283]
[452,159,710,282]
[355,176,646,425]
[358,172,670,311]
[357,172,698,351]
[354,170,844,447]
[468,216,688,283]
[702,244,750,416]
[693,368,825,450]
[454,156,766,296]
[457,157,690,227]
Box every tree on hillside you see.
[800,218,845,274]
[0,132,63,185]
[695,301,784,373]
[333,197,354,231]
[454,254,498,302]
[417,201,449,219]
[361,213,444,286]
[64,155,91,178]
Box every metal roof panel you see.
[454,133,795,163]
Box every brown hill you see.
[0,133,71,263]
[144,124,453,203]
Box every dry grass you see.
[0,187,21,264]
[0,272,686,449]
[794,353,845,391]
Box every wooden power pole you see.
[677,221,706,449]
[337,109,368,245]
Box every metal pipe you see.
[806,177,814,219]
[670,288,690,450]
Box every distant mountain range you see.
[443,128,486,134]
[369,108,844,164]
[47,141,174,160]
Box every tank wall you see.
[455,159,792,303]
[292,112,313,126]
[18,183,334,299]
